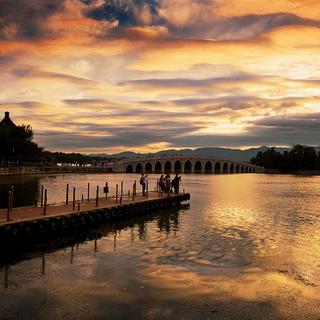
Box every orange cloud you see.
[215,0,320,20]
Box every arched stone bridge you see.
[113,156,262,174]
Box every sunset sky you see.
[0,0,320,153]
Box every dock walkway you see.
[0,191,166,225]
[0,192,190,248]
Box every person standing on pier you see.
[165,173,171,195]
[158,175,165,192]
[140,173,148,196]
[172,174,181,194]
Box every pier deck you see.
[0,192,190,248]
[0,191,184,225]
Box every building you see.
[0,111,16,129]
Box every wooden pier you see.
[0,191,190,249]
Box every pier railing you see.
[0,179,187,223]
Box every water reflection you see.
[0,175,40,208]
[0,174,320,319]
[0,205,182,273]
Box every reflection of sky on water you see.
[0,175,40,208]
[0,174,320,319]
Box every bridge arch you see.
[194,160,202,173]
[126,164,134,173]
[174,160,182,173]
[136,163,143,173]
[145,162,152,173]
[223,162,229,174]
[164,161,172,173]
[184,160,192,173]
[205,161,213,174]
[155,161,162,173]
[215,162,221,173]
[116,157,260,174]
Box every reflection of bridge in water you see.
[114,156,262,174]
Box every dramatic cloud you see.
[87,0,160,26]
[0,0,319,152]
[0,0,68,39]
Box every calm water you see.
[0,173,320,320]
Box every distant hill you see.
[91,151,138,159]
[89,146,320,162]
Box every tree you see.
[251,145,320,172]
[0,123,42,164]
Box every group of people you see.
[139,173,182,196]
[158,173,181,194]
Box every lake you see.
[0,173,320,319]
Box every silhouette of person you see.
[171,174,181,194]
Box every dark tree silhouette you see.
[42,151,108,165]
[251,145,320,172]
[0,113,42,164]
[0,112,111,166]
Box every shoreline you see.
[0,166,112,176]
[263,169,320,176]
[1,166,320,177]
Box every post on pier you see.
[43,189,47,215]
[10,186,14,211]
[65,184,69,205]
[120,181,123,204]
[72,187,76,211]
[7,191,11,221]
[40,185,44,207]
[96,186,99,207]
[116,184,119,204]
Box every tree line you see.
[42,151,110,165]
[0,123,109,166]
[250,145,320,172]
